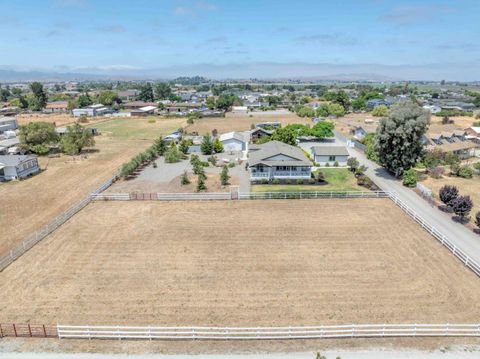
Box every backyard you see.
[1,199,479,328]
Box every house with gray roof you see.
[0,155,39,181]
[219,131,248,152]
[248,141,312,181]
[311,146,349,166]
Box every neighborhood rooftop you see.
[311,146,349,156]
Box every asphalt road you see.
[338,134,480,264]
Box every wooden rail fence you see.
[0,323,57,338]
[57,323,480,340]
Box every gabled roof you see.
[250,127,273,135]
[219,131,246,143]
[248,141,311,167]
[0,155,36,167]
[312,146,349,156]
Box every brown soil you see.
[1,199,479,327]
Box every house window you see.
[329,155,336,161]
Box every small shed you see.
[311,146,350,166]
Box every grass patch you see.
[252,168,362,192]
[90,117,186,140]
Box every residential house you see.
[45,101,69,113]
[165,103,203,113]
[248,141,312,181]
[0,117,18,133]
[465,127,480,142]
[117,90,141,101]
[219,131,248,152]
[0,155,39,181]
[352,126,368,140]
[255,121,280,129]
[422,104,442,114]
[423,125,478,159]
[366,99,391,110]
[311,146,349,166]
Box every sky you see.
[0,0,479,80]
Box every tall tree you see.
[375,102,430,177]
[78,92,93,108]
[154,83,172,100]
[138,83,155,102]
[19,122,59,155]
[29,82,48,110]
[60,123,95,155]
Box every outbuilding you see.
[219,132,248,152]
[311,146,349,166]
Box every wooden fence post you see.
[28,324,32,337]
[13,323,17,337]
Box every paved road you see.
[336,133,480,264]
[3,348,480,359]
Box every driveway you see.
[335,132,480,264]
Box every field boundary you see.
[91,191,391,201]
[0,175,118,272]
[56,323,480,340]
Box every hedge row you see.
[120,137,166,178]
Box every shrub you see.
[220,165,230,185]
[372,105,389,117]
[272,178,280,184]
[181,171,190,185]
[261,178,269,184]
[200,135,214,155]
[228,162,235,168]
[429,166,445,179]
[196,174,206,192]
[325,162,330,167]
[164,145,181,163]
[296,178,304,184]
[475,211,480,230]
[444,152,460,167]
[148,118,156,124]
[285,178,292,184]
[78,114,88,123]
[308,178,316,184]
[208,155,217,166]
[451,195,473,222]
[333,161,339,167]
[473,162,480,172]
[355,165,368,177]
[456,165,474,179]
[347,157,359,172]
[439,185,459,207]
[213,138,224,153]
[402,169,417,187]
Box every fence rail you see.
[57,323,480,340]
[388,192,480,277]
[0,175,118,272]
[92,191,392,201]
[0,323,57,338]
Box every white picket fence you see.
[57,323,480,340]
[239,191,390,200]
[387,192,480,277]
[0,175,118,272]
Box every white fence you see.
[388,192,480,277]
[57,323,480,340]
[0,175,118,272]
[91,191,392,201]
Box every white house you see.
[0,155,40,181]
[73,104,109,117]
[423,104,442,114]
[311,146,349,166]
[248,141,312,181]
[219,132,248,152]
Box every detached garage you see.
[311,146,349,166]
[219,132,247,152]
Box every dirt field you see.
[185,111,310,135]
[0,117,186,256]
[1,199,480,327]
[334,113,380,138]
[431,115,477,129]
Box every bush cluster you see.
[120,137,166,178]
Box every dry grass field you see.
[1,199,480,327]
[17,113,113,127]
[431,115,477,129]
[334,113,380,138]
[0,117,186,255]
[185,111,310,135]
[420,174,480,218]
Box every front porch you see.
[250,165,311,181]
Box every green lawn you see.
[90,117,186,140]
[252,168,363,192]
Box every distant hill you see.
[0,69,111,82]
